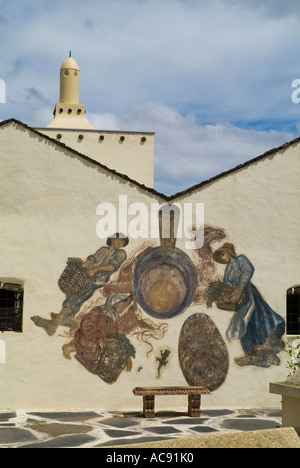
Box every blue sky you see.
[0,0,299,195]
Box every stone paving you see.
[0,408,283,448]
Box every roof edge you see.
[35,127,155,135]
[1,118,299,202]
[0,118,166,199]
[168,134,300,200]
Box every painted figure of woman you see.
[212,243,285,367]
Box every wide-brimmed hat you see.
[106,233,129,247]
[212,242,237,263]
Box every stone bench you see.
[132,386,210,418]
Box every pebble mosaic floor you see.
[0,408,282,448]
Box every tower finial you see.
[47,55,95,129]
[69,50,72,57]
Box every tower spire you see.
[47,55,95,129]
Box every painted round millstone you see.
[179,313,229,391]
[148,279,182,313]
[134,246,197,319]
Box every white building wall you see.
[37,127,155,189]
[176,142,300,409]
[0,120,299,411]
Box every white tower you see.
[38,54,154,187]
[48,54,95,129]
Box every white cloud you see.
[0,0,299,194]
[2,0,299,118]
[88,112,119,131]
[88,102,293,195]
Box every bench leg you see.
[188,394,201,417]
[143,395,155,418]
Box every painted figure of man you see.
[31,233,129,336]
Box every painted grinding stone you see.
[134,246,197,319]
[179,313,229,391]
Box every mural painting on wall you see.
[156,349,171,377]
[31,234,168,384]
[179,313,229,392]
[134,209,197,319]
[205,242,285,367]
[31,218,286,389]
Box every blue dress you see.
[223,255,285,360]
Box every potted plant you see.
[284,336,300,385]
[269,335,300,435]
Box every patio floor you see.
[0,407,283,448]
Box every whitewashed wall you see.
[38,127,155,188]
[0,120,299,411]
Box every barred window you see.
[0,283,23,332]
[286,286,300,335]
